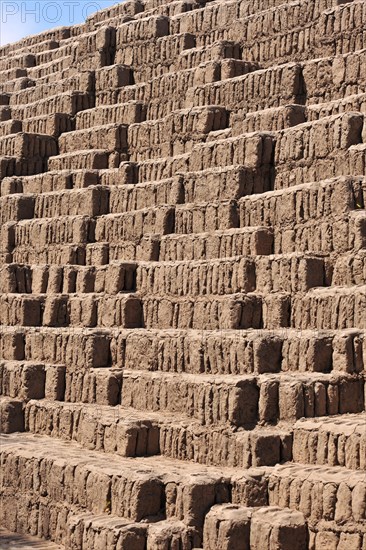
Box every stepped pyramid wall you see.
[0,0,365,548]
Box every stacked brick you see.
[0,0,365,549]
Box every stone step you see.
[170,0,343,43]
[175,39,244,71]
[237,1,363,67]
[65,511,148,550]
[116,32,196,82]
[0,359,122,406]
[26,56,76,80]
[0,53,36,72]
[3,325,364,375]
[5,215,96,252]
[0,292,142,328]
[122,370,365,425]
[22,113,74,138]
[0,75,35,94]
[0,27,70,56]
[0,68,28,82]
[273,112,364,189]
[0,326,111,368]
[0,155,48,180]
[293,413,366,470]
[303,47,366,105]
[10,243,90,267]
[238,176,366,254]
[0,528,64,549]
[95,206,176,244]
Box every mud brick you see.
[66,513,147,550]
[187,63,304,112]
[0,330,25,361]
[203,504,252,550]
[0,119,22,137]
[0,361,45,399]
[76,101,146,129]
[159,227,274,261]
[48,150,110,171]
[232,105,307,135]
[96,294,143,328]
[95,64,133,91]
[117,15,170,45]
[0,264,32,293]
[250,507,307,550]
[59,124,128,154]
[95,206,175,243]
[22,113,74,137]
[0,295,42,326]
[293,414,366,470]
[136,257,255,296]
[267,463,366,524]
[65,368,122,405]
[0,106,11,122]
[0,133,58,158]
[174,200,239,234]
[10,91,94,119]
[121,371,259,427]
[291,286,366,330]
[34,186,109,218]
[0,195,35,224]
[24,329,110,369]
[0,397,24,433]
[142,293,263,330]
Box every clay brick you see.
[159,227,273,261]
[0,361,45,399]
[0,397,24,433]
[203,504,252,550]
[121,370,259,426]
[250,507,307,550]
[76,101,146,130]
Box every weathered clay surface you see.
[0,0,365,548]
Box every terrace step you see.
[23,399,291,467]
[0,528,64,549]
[293,413,366,470]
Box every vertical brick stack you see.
[0,0,365,549]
